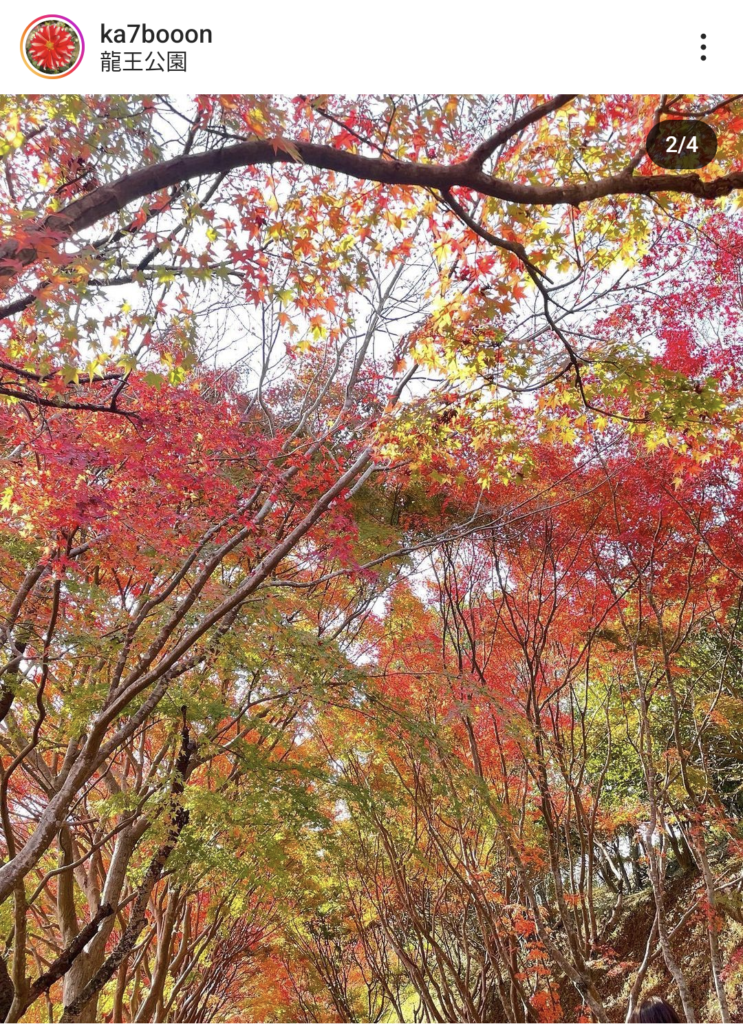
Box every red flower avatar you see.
[27,22,75,72]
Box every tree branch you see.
[466,94,576,167]
[2,133,742,286]
[4,902,114,1020]
[59,715,195,1023]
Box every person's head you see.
[631,996,680,1023]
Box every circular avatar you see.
[21,16,84,78]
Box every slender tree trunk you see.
[61,719,195,1023]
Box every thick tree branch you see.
[2,131,743,286]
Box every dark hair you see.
[631,996,680,1023]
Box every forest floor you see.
[566,861,743,1023]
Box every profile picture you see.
[21,15,84,78]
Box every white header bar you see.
[1,0,739,93]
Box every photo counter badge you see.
[21,15,84,78]
[645,119,718,170]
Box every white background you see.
[0,0,740,93]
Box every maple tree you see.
[0,94,743,1023]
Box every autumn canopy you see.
[0,94,743,1024]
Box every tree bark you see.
[60,719,195,1023]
